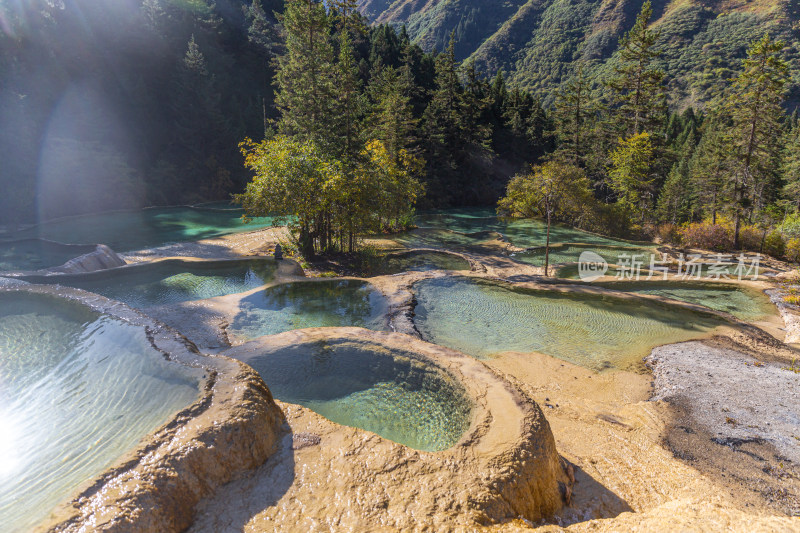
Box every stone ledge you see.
[0,284,286,533]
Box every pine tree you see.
[461,62,492,149]
[422,32,463,163]
[245,0,280,57]
[608,131,656,223]
[553,65,597,167]
[275,0,337,150]
[332,29,364,164]
[421,32,466,200]
[726,34,788,247]
[171,36,227,160]
[367,66,418,160]
[689,117,732,224]
[781,125,800,210]
[607,0,667,137]
[657,159,693,224]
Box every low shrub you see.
[738,225,763,251]
[763,230,785,258]
[654,223,681,244]
[786,238,800,263]
[678,222,733,251]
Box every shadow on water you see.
[239,341,472,451]
[411,276,727,371]
[229,280,388,341]
[21,258,279,309]
[8,206,279,252]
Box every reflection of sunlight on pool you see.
[0,408,22,479]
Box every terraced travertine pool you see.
[0,291,202,532]
[238,340,473,451]
[228,279,388,341]
[594,280,775,321]
[6,204,277,252]
[374,251,471,275]
[397,208,645,249]
[21,258,279,309]
[0,240,97,272]
[511,243,656,268]
[412,277,728,371]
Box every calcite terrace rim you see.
[0,282,284,533]
[220,326,573,523]
[0,238,106,275]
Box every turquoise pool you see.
[239,340,473,451]
[373,251,471,275]
[0,240,97,272]
[0,291,202,532]
[228,280,388,341]
[8,204,278,252]
[594,280,775,321]
[403,208,645,249]
[412,277,726,371]
[21,259,278,309]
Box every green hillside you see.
[359,0,800,107]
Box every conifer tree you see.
[553,65,597,167]
[607,0,667,137]
[726,34,788,247]
[608,131,656,223]
[657,159,693,224]
[275,0,337,150]
[689,117,731,224]
[781,126,800,209]
[422,31,463,165]
[367,66,418,160]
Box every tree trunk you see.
[544,210,551,277]
[712,190,717,225]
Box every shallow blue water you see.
[0,291,202,532]
[7,204,278,252]
[22,259,279,308]
[0,240,97,272]
[413,277,725,371]
[229,280,388,341]
[404,208,643,249]
[240,341,472,451]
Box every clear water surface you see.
[0,240,97,272]
[0,292,202,532]
[21,259,278,309]
[228,279,388,341]
[594,280,774,321]
[7,204,278,252]
[241,341,472,451]
[412,277,726,371]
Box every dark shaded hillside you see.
[359,0,800,107]
[0,0,282,224]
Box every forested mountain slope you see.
[358,0,800,107]
[0,0,282,223]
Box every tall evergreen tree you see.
[781,125,800,209]
[657,158,693,224]
[608,131,656,223]
[689,117,732,224]
[726,34,789,247]
[421,32,466,200]
[606,0,667,137]
[275,0,337,150]
[553,65,597,167]
[367,66,418,160]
